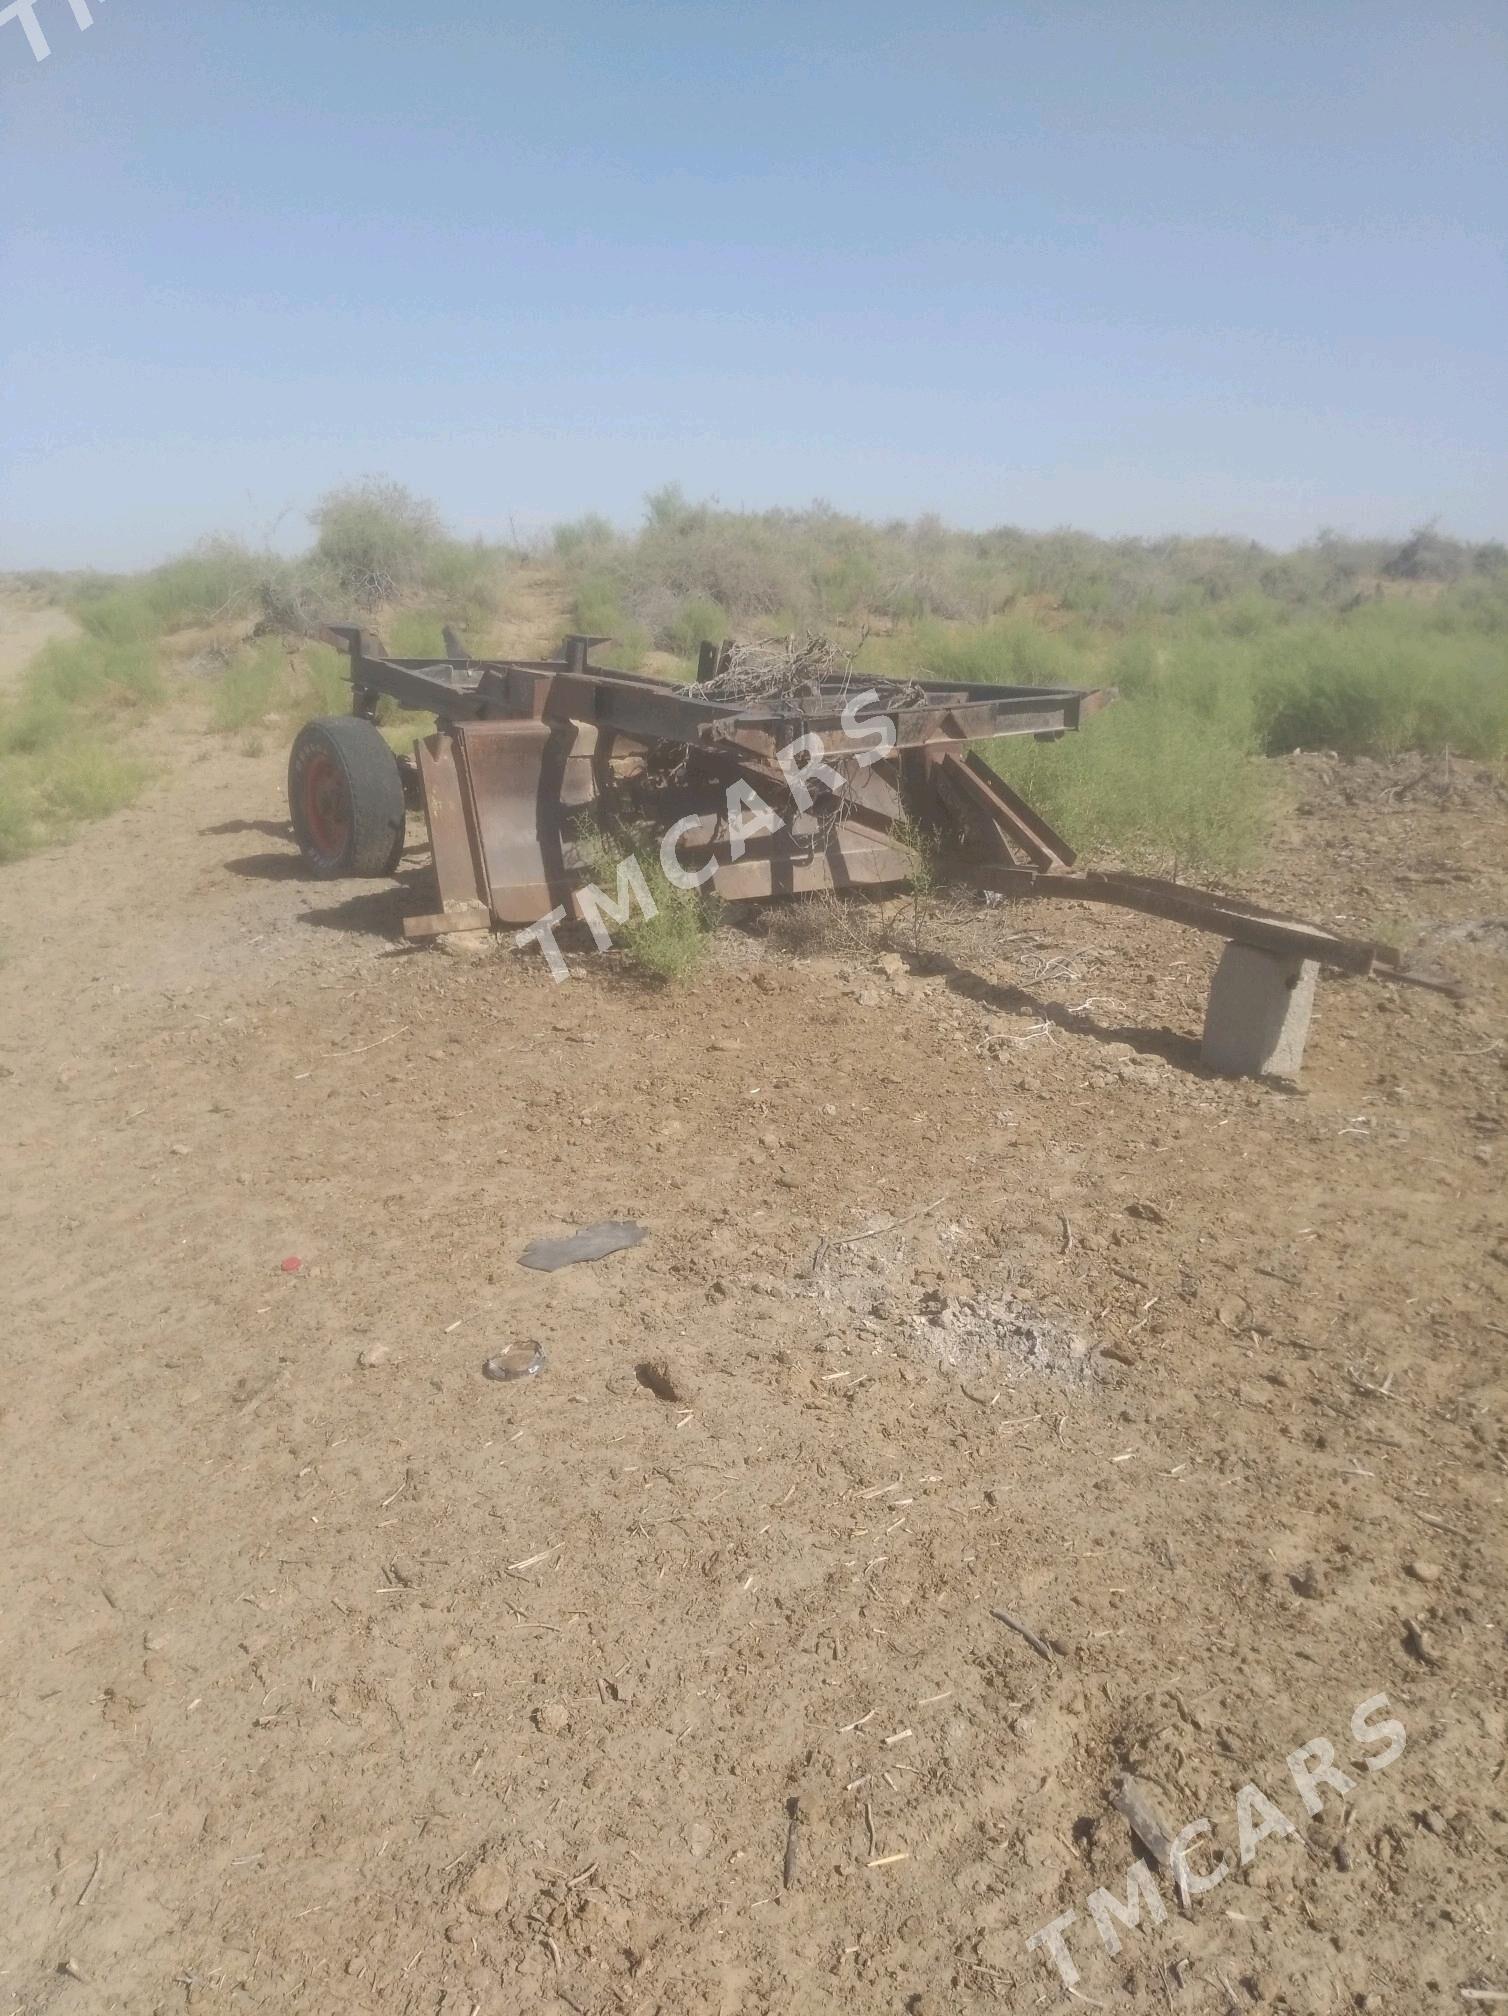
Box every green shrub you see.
[571,573,649,670]
[208,642,286,732]
[663,596,728,656]
[578,819,721,983]
[38,741,150,826]
[1,639,164,760]
[207,640,357,733]
[984,699,1273,880]
[3,683,73,756]
[0,732,153,859]
[387,611,449,658]
[553,514,615,558]
[291,644,351,716]
[311,479,443,606]
[143,539,263,628]
[0,761,39,861]
[422,538,505,623]
[0,637,164,840]
[890,615,1092,689]
[71,585,161,645]
[545,493,1508,646]
[254,555,343,636]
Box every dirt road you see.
[1,703,1504,2014]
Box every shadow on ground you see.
[221,853,429,939]
[205,819,292,841]
[931,950,1205,1072]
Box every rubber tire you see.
[288,716,407,878]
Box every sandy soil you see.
[1,660,1505,2015]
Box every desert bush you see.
[984,699,1272,880]
[578,818,721,983]
[553,514,615,558]
[558,494,1508,647]
[0,743,150,859]
[205,637,356,735]
[386,611,449,658]
[0,635,163,855]
[870,615,1093,690]
[142,538,263,627]
[288,644,352,718]
[662,596,728,657]
[71,539,265,641]
[1383,522,1470,584]
[37,742,150,826]
[208,641,287,732]
[71,584,162,645]
[571,573,649,670]
[252,555,344,637]
[422,538,506,624]
[1120,593,1508,761]
[0,761,36,861]
[10,638,163,733]
[311,479,444,606]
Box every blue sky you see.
[1,1,1504,567]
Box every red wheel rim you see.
[302,752,350,857]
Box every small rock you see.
[635,1358,694,1404]
[1405,1560,1443,1585]
[534,1702,571,1736]
[1403,1618,1439,1666]
[357,1345,390,1370]
[687,1821,714,1859]
[1291,1563,1328,1600]
[1420,1808,1448,1836]
[462,1860,511,1916]
[438,931,493,960]
[1125,1199,1167,1225]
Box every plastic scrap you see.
[483,1345,546,1382]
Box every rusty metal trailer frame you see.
[306,626,1452,998]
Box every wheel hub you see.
[302,752,350,856]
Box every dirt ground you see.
[1,647,1505,2015]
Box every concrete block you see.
[1201,943,1319,1080]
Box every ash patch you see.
[906,1291,1096,1385]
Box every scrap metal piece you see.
[520,1222,648,1272]
[959,861,1454,988]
